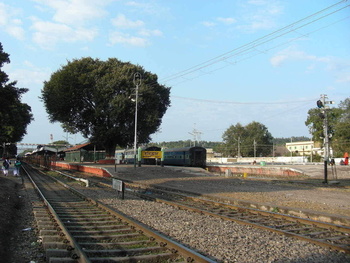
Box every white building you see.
[285,141,323,156]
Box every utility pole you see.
[188,123,202,147]
[317,94,334,184]
[133,72,142,168]
[237,137,241,157]
[253,139,257,158]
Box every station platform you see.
[51,161,350,222]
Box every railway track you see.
[23,164,216,263]
[53,169,350,255]
[144,188,350,254]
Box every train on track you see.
[115,146,207,168]
[24,145,207,168]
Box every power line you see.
[159,0,349,85]
[172,96,317,105]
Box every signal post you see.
[316,94,334,184]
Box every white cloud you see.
[336,74,350,83]
[28,0,110,48]
[270,54,288,67]
[239,16,276,31]
[125,1,170,17]
[270,47,350,83]
[237,0,283,32]
[217,17,236,25]
[111,14,144,29]
[0,3,25,40]
[248,0,268,5]
[138,29,162,37]
[109,31,149,47]
[33,0,109,26]
[4,60,50,86]
[270,47,327,67]
[31,20,97,49]
[201,21,216,27]
[202,17,236,28]
[109,14,162,47]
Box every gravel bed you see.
[72,182,350,263]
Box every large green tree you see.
[305,97,350,157]
[222,121,273,157]
[0,43,33,150]
[332,98,350,155]
[41,57,171,157]
[305,107,342,143]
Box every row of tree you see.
[306,98,350,157]
[152,135,309,158]
[0,43,33,157]
[1,42,349,159]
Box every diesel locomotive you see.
[115,146,206,168]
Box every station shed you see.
[25,145,68,168]
[64,143,105,163]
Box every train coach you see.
[115,146,161,165]
[163,147,206,168]
[115,146,207,168]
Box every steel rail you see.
[24,164,216,263]
[22,165,92,263]
[53,174,217,263]
[86,174,350,254]
[52,169,350,254]
[146,195,350,254]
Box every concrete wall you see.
[207,165,305,177]
[52,161,111,177]
[207,156,307,164]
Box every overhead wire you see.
[167,14,350,88]
[148,1,348,141]
[159,0,350,85]
[143,1,349,95]
[172,96,317,105]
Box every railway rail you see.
[53,169,350,255]
[22,164,216,263]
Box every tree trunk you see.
[104,143,117,159]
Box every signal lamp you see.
[317,100,324,108]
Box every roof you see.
[63,143,91,152]
[63,143,105,152]
[30,145,67,155]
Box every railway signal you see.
[317,94,335,184]
[317,100,324,108]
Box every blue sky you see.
[1,0,349,145]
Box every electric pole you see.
[188,123,202,147]
[237,137,241,158]
[133,72,142,168]
[317,94,334,184]
[253,139,257,158]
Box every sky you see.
[1,0,349,146]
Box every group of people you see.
[2,157,22,176]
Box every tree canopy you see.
[331,98,350,155]
[0,43,33,152]
[305,97,350,157]
[41,57,171,156]
[221,121,273,157]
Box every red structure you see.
[344,152,349,165]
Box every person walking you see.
[2,157,11,176]
[14,158,22,176]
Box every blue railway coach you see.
[163,147,206,167]
[116,146,206,167]
[115,146,161,165]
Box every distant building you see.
[285,141,322,156]
[206,148,222,159]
